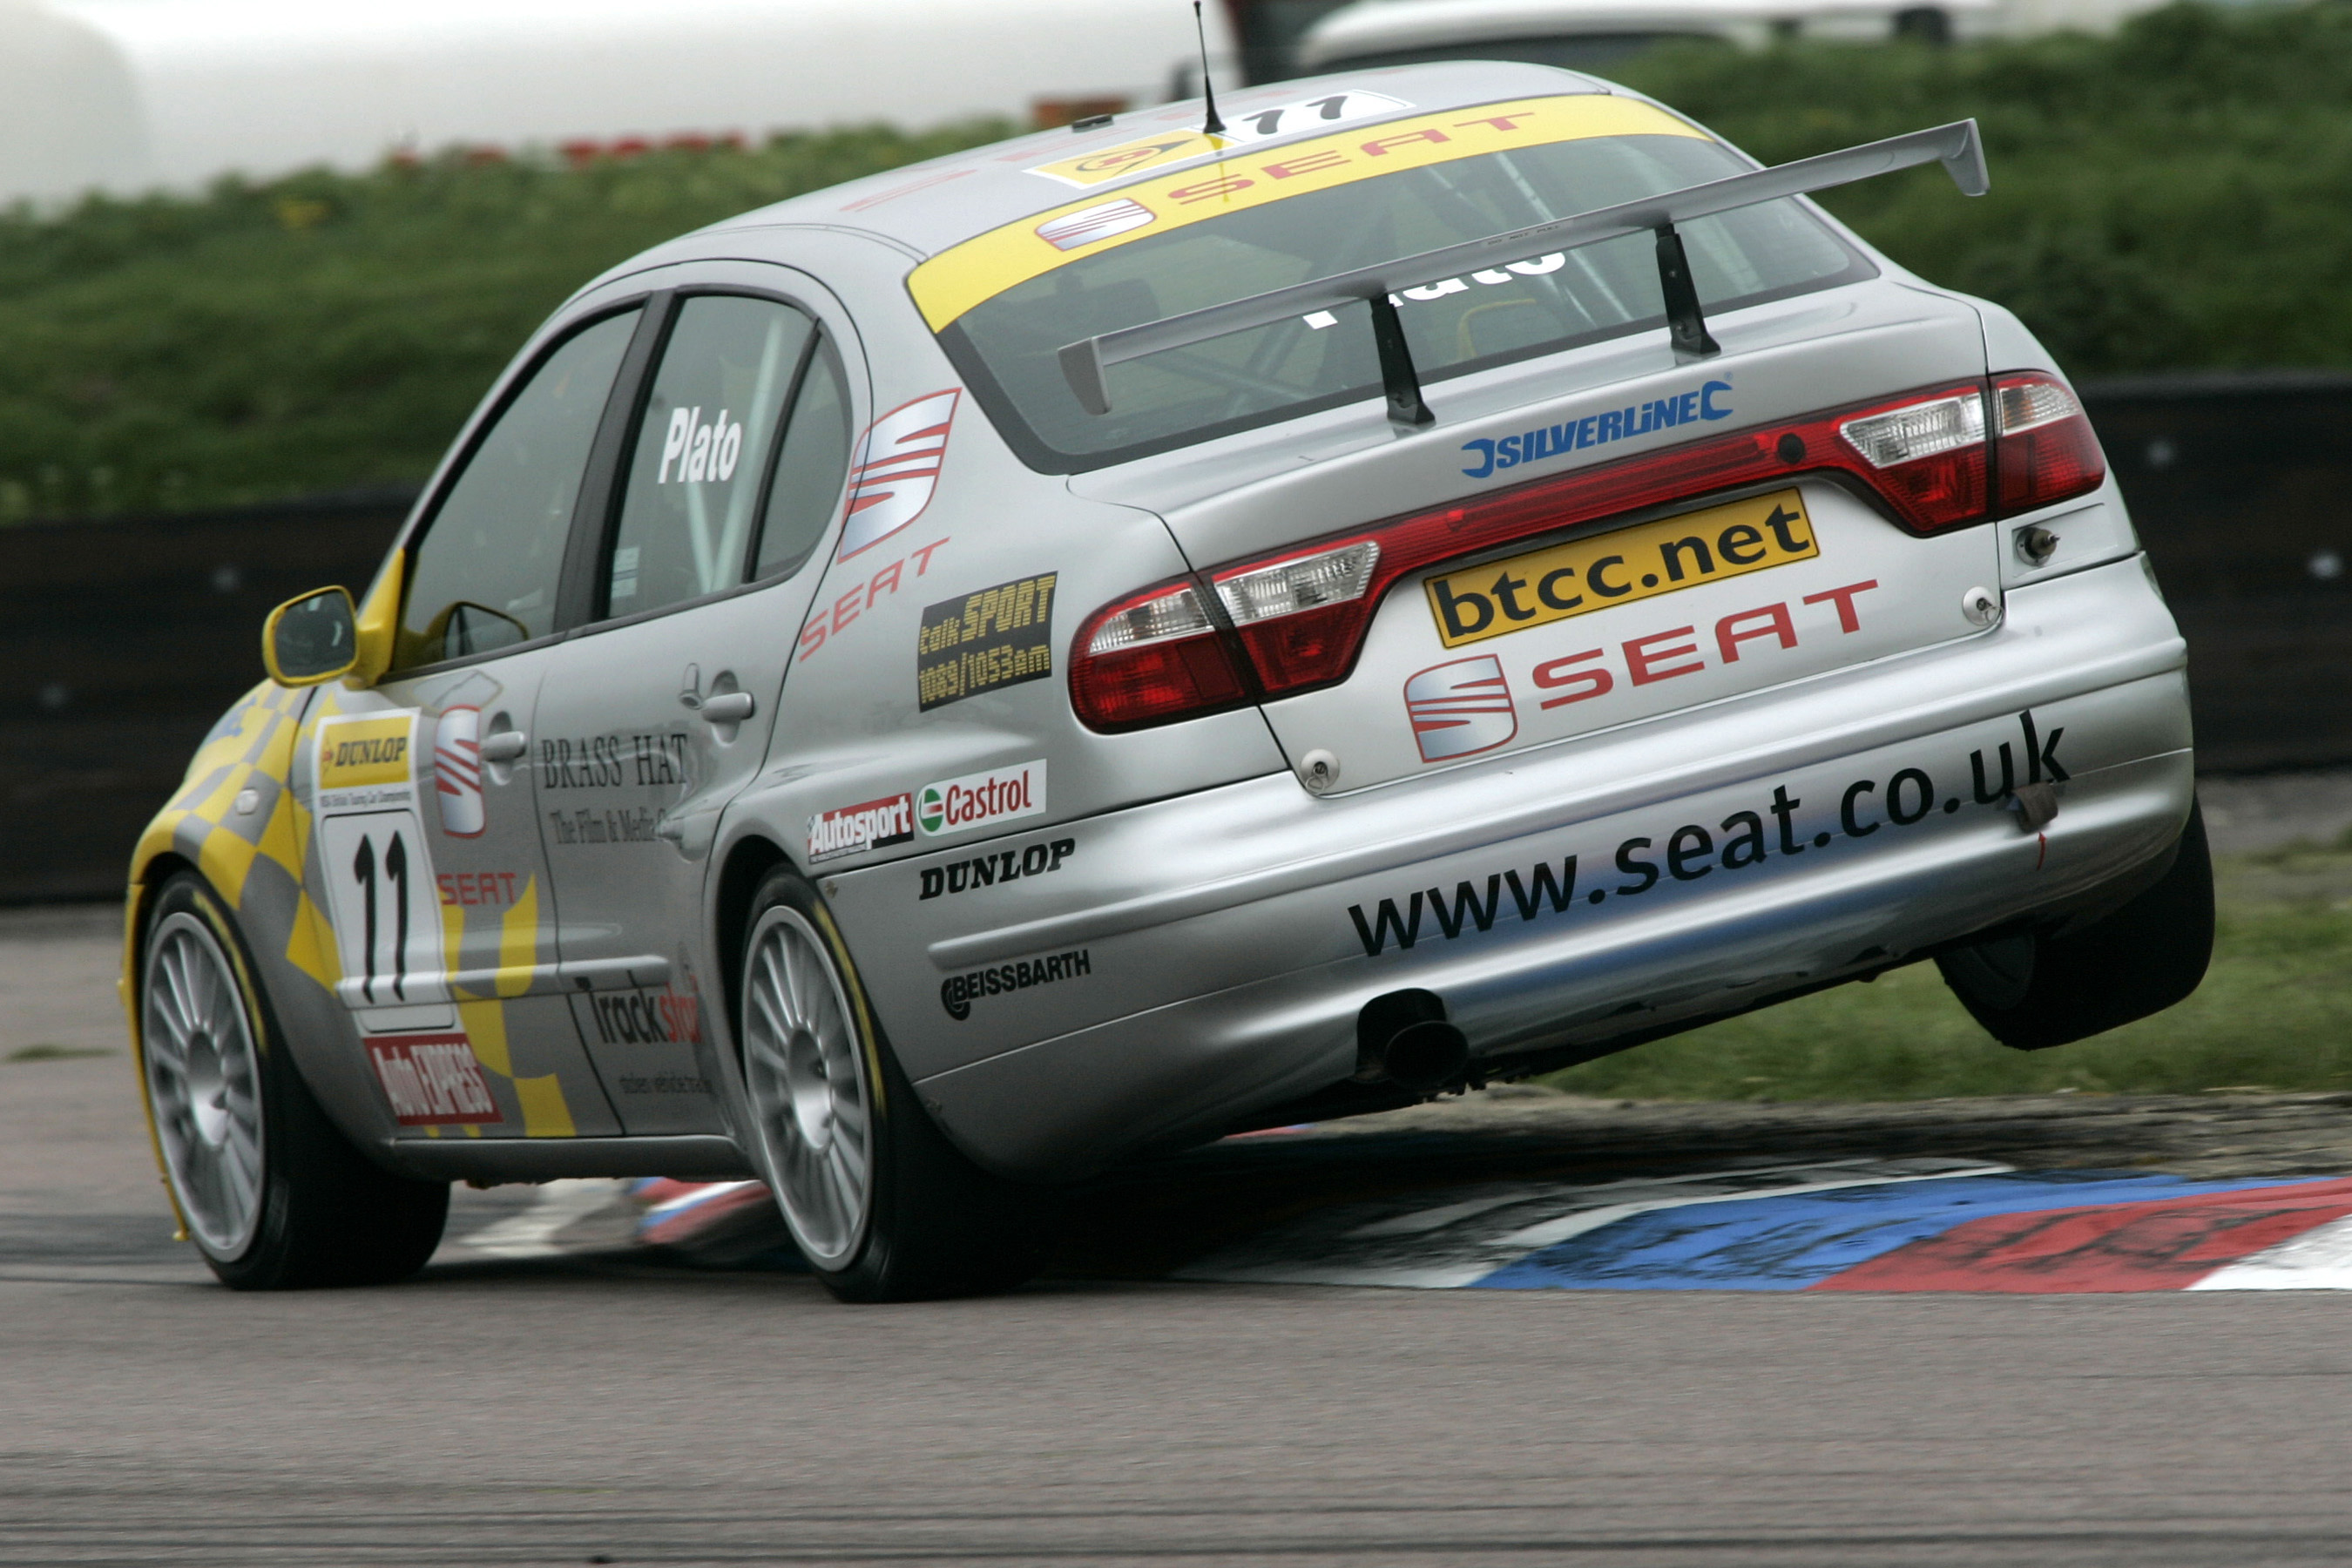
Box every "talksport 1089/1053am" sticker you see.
[916,572,1056,712]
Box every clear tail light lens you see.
[1994,372,2105,512]
[1839,392,1985,467]
[1212,541,1382,694]
[1069,581,1248,731]
[1215,541,1379,625]
[1837,389,1990,527]
[1087,583,1214,652]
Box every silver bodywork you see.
[128,61,2193,1187]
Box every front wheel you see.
[140,872,449,1288]
[735,868,1048,1301]
[1937,797,2215,1051]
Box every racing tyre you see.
[736,868,1049,1302]
[1937,798,2214,1051]
[139,873,449,1288]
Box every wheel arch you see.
[123,850,200,1234]
[713,831,797,1049]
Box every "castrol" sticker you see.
[917,760,1046,838]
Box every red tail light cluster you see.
[1071,372,2110,733]
[1993,373,2106,513]
[1065,580,1249,730]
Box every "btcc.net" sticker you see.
[1424,489,1819,649]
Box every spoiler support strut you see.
[1653,221,1719,360]
[1057,117,1986,428]
[1368,293,1434,428]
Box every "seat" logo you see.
[1404,655,1517,762]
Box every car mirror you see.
[261,586,359,686]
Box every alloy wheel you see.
[740,907,874,1267]
[142,911,267,1258]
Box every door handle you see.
[698,693,755,724]
[479,729,529,763]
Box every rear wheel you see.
[1937,798,2214,1051]
[140,873,449,1288]
[736,868,1048,1301]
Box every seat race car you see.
[126,59,2211,1301]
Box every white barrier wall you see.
[3,0,1237,206]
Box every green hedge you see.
[7,2,2351,518]
[0,125,1007,520]
[1613,1,2352,375]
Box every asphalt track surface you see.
[9,887,2352,1565]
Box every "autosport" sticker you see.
[808,794,916,863]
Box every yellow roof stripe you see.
[908,95,1707,333]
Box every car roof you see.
[1302,0,1996,63]
[703,59,1624,262]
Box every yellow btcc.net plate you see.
[1423,490,1820,649]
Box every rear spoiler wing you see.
[1058,118,1986,428]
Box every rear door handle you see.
[479,729,529,762]
[699,693,755,724]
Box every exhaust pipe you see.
[1354,988,1470,1093]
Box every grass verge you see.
[1541,847,2352,1100]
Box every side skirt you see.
[380,1134,755,1184]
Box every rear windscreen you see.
[936,129,1870,473]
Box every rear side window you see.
[937,127,1868,471]
[397,309,639,669]
[753,337,852,581]
[605,295,817,617]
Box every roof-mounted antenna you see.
[1193,1,1227,137]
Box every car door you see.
[311,307,645,1139]
[531,276,862,1132]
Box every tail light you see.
[1994,373,2105,512]
[1836,389,1988,525]
[1071,375,2100,731]
[1068,580,1248,732]
[1214,541,1382,693]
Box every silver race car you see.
[127,61,2208,1301]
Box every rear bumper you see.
[840,553,2190,1180]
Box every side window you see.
[397,309,639,670]
[754,337,853,581]
[605,296,815,617]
